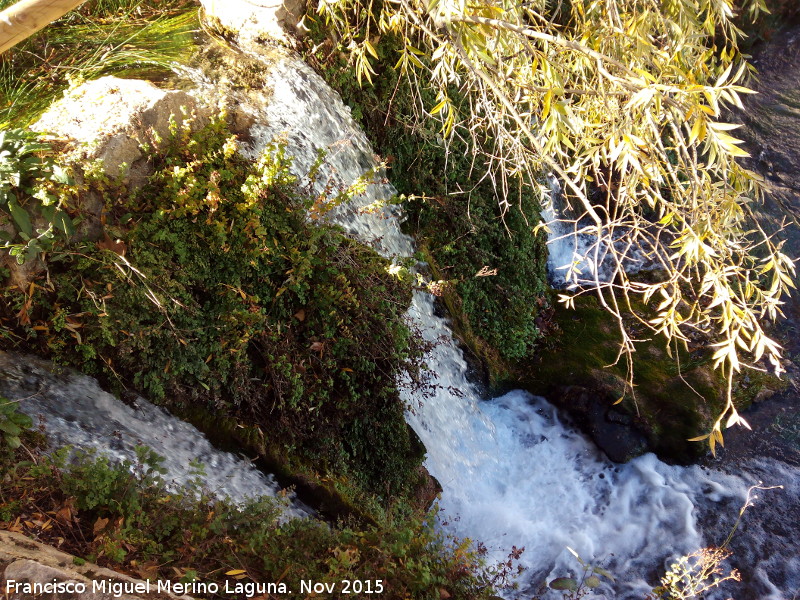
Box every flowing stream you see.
[236,47,799,599]
[4,38,797,599]
[0,352,308,517]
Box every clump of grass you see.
[0,0,198,127]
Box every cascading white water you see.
[540,174,656,289]
[234,47,798,599]
[0,352,308,517]
[6,38,793,598]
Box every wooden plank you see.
[0,0,88,54]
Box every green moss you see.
[526,294,717,461]
[302,26,550,381]
[0,115,426,507]
[521,294,783,462]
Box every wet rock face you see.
[718,22,800,464]
[554,386,650,463]
[738,27,800,347]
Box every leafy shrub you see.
[0,396,32,451]
[0,128,74,263]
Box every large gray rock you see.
[2,77,210,290]
[200,0,306,47]
[34,77,209,183]
[0,530,191,600]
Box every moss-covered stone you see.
[301,26,551,387]
[0,115,429,515]
[520,294,785,463]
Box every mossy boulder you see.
[520,294,783,464]
[0,113,430,517]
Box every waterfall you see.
[540,174,657,289]
[4,39,794,599]
[232,47,798,599]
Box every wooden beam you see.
[0,0,88,54]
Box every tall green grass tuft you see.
[0,0,198,127]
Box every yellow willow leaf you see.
[688,433,711,442]
[407,52,424,69]
[542,89,552,119]
[725,145,751,158]
[707,121,741,132]
[364,38,379,59]
[624,87,655,111]
[430,98,449,115]
[715,62,734,87]
[714,427,725,447]
[689,117,705,145]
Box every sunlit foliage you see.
[314,0,795,449]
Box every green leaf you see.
[585,575,601,588]
[55,211,75,236]
[0,420,22,436]
[592,566,616,582]
[7,197,32,237]
[12,412,32,428]
[549,578,578,591]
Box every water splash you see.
[541,174,656,288]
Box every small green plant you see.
[0,128,74,263]
[0,396,32,450]
[545,548,615,599]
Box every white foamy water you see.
[541,174,657,288]
[6,38,796,599]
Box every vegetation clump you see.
[0,439,505,600]
[0,115,427,505]
[312,0,797,451]
[0,0,198,127]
